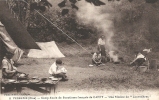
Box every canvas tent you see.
[0,21,40,67]
[27,41,65,58]
[0,1,65,67]
[0,23,24,63]
[0,1,40,67]
[0,1,40,49]
[0,21,64,63]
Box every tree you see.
[6,0,159,48]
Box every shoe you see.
[89,64,94,67]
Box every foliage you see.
[26,4,99,44]
[9,0,159,53]
[113,0,159,53]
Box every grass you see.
[0,0,159,97]
[58,42,159,93]
[1,43,159,96]
[75,63,159,91]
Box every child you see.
[48,59,68,81]
[130,51,147,70]
[92,51,102,66]
[97,35,106,58]
[2,52,17,79]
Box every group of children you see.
[91,35,107,66]
[2,51,68,81]
[1,20,68,81]
[91,35,120,66]
[2,53,68,82]
[91,35,151,70]
[1,32,151,83]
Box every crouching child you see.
[130,51,147,70]
[92,51,102,66]
[48,59,68,81]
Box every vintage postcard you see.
[0,0,159,100]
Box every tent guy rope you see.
[10,0,92,55]
[34,10,92,55]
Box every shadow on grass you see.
[27,86,50,94]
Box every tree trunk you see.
[24,0,31,28]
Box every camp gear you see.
[29,79,40,83]
[139,66,148,73]
[19,80,28,83]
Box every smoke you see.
[47,0,119,52]
[76,0,118,51]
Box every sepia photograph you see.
[0,0,159,100]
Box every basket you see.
[139,66,147,73]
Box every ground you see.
[1,44,159,97]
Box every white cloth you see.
[48,62,57,75]
[98,38,105,45]
[136,53,146,60]
[143,48,151,53]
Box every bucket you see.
[139,66,147,73]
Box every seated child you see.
[2,52,28,79]
[92,51,102,66]
[2,52,18,79]
[48,59,68,81]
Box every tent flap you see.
[0,1,40,49]
[27,41,65,58]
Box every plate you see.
[8,79,16,82]
[51,78,59,81]
[48,77,59,81]
[45,80,53,84]
[29,79,40,83]
[32,76,39,79]
[19,80,28,83]
[48,76,54,79]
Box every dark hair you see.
[56,59,62,64]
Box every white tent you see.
[27,41,65,58]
